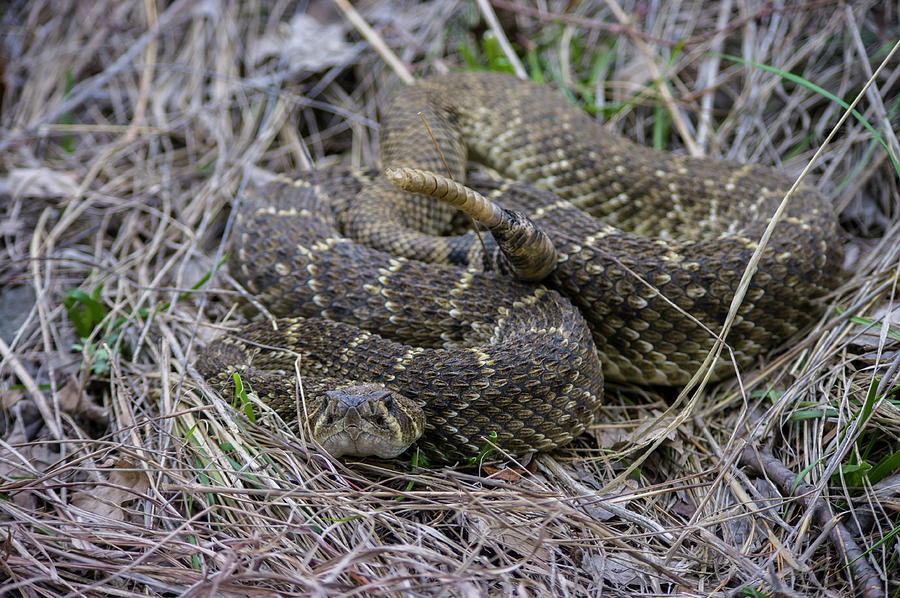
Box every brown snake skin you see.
[197,71,843,462]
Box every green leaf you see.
[844,379,880,443]
[789,408,836,422]
[837,462,872,488]
[749,386,782,401]
[183,423,200,441]
[72,340,112,375]
[410,449,431,473]
[467,431,498,465]
[232,372,256,423]
[526,49,543,83]
[865,449,900,486]
[652,102,670,151]
[63,288,107,338]
[835,306,900,341]
[481,31,515,75]
[792,461,817,492]
[458,39,480,70]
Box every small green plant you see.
[64,287,123,375]
[63,288,107,338]
[829,376,900,488]
[458,30,517,75]
[64,256,227,376]
[410,448,430,471]
[70,338,112,375]
[836,434,900,489]
[466,431,498,466]
[231,372,256,423]
[749,386,783,402]
[788,403,839,422]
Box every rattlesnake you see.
[197,71,843,462]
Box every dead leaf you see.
[0,286,35,345]
[608,410,680,451]
[481,465,526,481]
[582,550,652,587]
[0,388,26,410]
[57,377,107,422]
[670,492,696,519]
[0,415,58,510]
[464,512,551,562]
[250,13,356,72]
[591,422,637,448]
[6,168,78,198]
[71,459,150,522]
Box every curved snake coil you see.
[197,71,843,462]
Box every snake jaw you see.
[312,385,424,459]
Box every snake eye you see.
[383,395,394,410]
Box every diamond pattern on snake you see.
[197,71,843,463]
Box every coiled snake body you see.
[198,72,842,462]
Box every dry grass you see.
[1,1,899,596]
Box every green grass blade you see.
[719,53,900,176]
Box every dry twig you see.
[739,446,885,598]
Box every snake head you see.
[310,384,424,459]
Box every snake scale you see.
[197,71,843,462]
